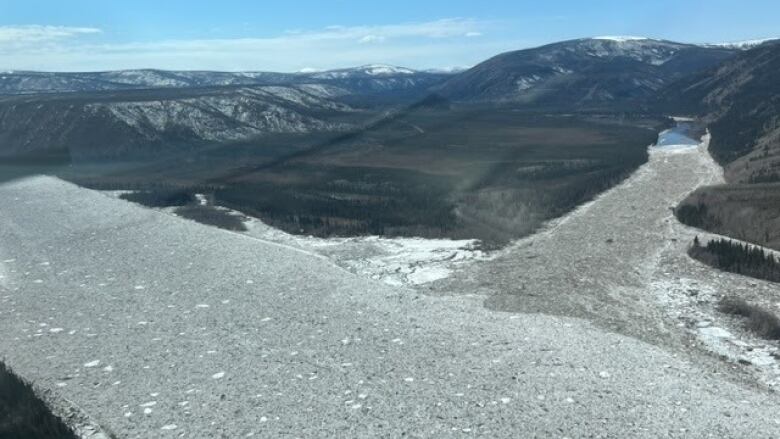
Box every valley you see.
[101,109,659,245]
[0,38,746,248]
[2,30,780,438]
[2,124,780,437]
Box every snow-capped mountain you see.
[704,38,780,50]
[436,37,738,107]
[591,36,650,42]
[0,63,454,159]
[306,64,417,79]
[0,70,298,95]
[298,65,450,98]
[424,66,470,74]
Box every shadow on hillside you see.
[0,148,73,186]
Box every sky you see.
[0,0,778,72]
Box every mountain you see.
[304,64,418,78]
[435,37,737,108]
[300,65,451,103]
[0,65,452,100]
[0,84,367,160]
[0,70,296,95]
[704,38,780,50]
[0,64,454,162]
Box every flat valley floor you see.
[2,137,780,437]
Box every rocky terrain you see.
[430,132,780,382]
[1,128,780,438]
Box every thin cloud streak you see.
[0,19,518,72]
[0,25,101,44]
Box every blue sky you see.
[0,0,778,71]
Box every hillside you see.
[0,66,451,101]
[0,65,451,163]
[665,41,780,249]
[661,41,780,179]
[0,84,368,160]
[436,38,736,108]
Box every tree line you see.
[689,236,780,283]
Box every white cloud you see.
[0,19,519,72]
[0,25,101,44]
[359,35,386,44]
[274,18,488,42]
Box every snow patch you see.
[592,36,649,42]
[707,38,779,50]
[698,327,733,339]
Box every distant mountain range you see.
[0,84,367,159]
[0,64,450,98]
[1,37,778,162]
[3,37,774,111]
[704,38,780,50]
[0,64,449,159]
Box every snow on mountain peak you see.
[358,64,416,75]
[592,36,650,43]
[707,38,779,50]
[302,64,418,79]
[425,66,469,74]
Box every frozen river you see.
[654,122,700,150]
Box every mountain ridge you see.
[0,65,451,97]
[435,37,738,108]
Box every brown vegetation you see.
[676,184,780,250]
[718,297,780,340]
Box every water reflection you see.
[655,122,699,149]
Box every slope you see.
[0,174,779,437]
[662,41,780,249]
[436,38,736,108]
